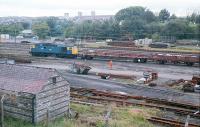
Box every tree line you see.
[0,6,199,40]
[64,7,200,40]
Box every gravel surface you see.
[19,58,200,106]
[28,58,199,81]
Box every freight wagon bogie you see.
[80,55,94,60]
[133,58,147,63]
[158,60,167,64]
[185,62,194,66]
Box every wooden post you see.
[46,108,50,127]
[184,115,190,127]
[105,106,112,127]
[1,95,5,127]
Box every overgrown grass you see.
[4,103,159,127]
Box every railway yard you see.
[0,42,200,127]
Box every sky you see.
[0,0,200,17]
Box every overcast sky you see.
[0,0,200,17]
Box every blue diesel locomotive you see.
[30,43,78,58]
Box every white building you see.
[0,34,10,42]
[134,38,152,46]
[0,34,10,40]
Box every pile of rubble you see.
[166,75,200,92]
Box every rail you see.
[70,87,200,118]
[148,117,200,127]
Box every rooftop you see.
[0,64,58,94]
[21,29,32,34]
[72,15,113,22]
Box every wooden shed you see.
[0,64,70,123]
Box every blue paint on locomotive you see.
[30,43,77,58]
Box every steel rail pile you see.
[82,46,200,54]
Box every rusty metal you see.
[96,72,136,80]
[148,117,200,127]
[192,75,200,84]
[70,87,200,118]
[81,46,200,54]
[70,63,91,75]
[107,41,136,47]
[80,48,200,66]
[71,93,200,118]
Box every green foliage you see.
[46,17,61,37]
[115,6,146,21]
[161,19,190,39]
[187,13,200,24]
[152,33,160,41]
[115,6,157,39]
[32,22,49,39]
[65,27,75,38]
[4,103,159,127]
[0,6,199,40]
[159,9,170,22]
[21,22,30,29]
[0,23,23,36]
[144,9,157,23]
[170,14,177,20]
[62,6,199,40]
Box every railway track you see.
[1,42,200,54]
[148,117,200,127]
[0,43,199,67]
[70,87,200,126]
[70,87,200,118]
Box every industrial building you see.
[0,64,70,123]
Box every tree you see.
[0,23,23,36]
[161,19,188,39]
[21,22,30,29]
[159,9,170,22]
[187,13,200,24]
[32,22,49,39]
[145,22,164,38]
[191,13,197,23]
[115,6,155,39]
[115,6,146,22]
[61,6,199,40]
[144,9,157,23]
[170,14,177,20]
[120,19,146,39]
[65,27,74,38]
[46,17,60,37]
[152,33,160,42]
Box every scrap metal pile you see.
[69,62,91,75]
[107,41,136,47]
[97,72,136,80]
[166,75,200,92]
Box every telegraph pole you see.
[14,21,17,43]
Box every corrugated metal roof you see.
[0,64,57,94]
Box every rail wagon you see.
[80,49,200,66]
[149,53,200,66]
[30,43,78,58]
